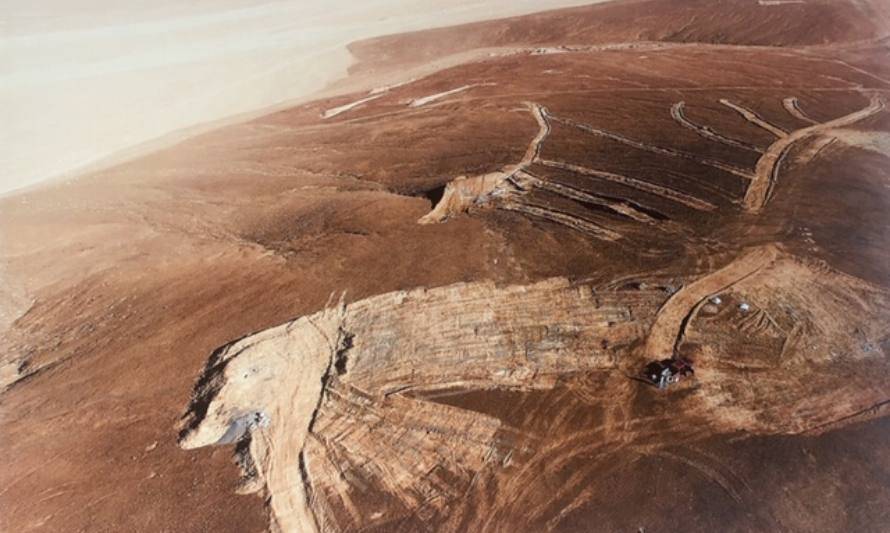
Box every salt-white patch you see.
[322,94,384,119]
[369,78,416,95]
[531,47,569,55]
[758,0,805,5]
[409,84,475,107]
[828,129,890,155]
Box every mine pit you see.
[6,2,890,531]
[180,246,890,531]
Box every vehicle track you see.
[719,99,789,138]
[644,449,745,504]
[538,159,718,211]
[671,101,763,152]
[782,97,818,124]
[551,114,756,180]
[743,93,885,211]
[643,245,780,360]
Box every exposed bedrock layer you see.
[181,248,890,532]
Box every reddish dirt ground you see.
[2,1,890,531]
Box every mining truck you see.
[643,358,694,389]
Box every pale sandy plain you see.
[0,0,608,195]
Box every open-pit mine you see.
[2,1,890,532]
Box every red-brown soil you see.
[2,1,890,532]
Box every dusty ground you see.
[2,0,890,531]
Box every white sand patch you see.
[323,76,423,118]
[322,94,384,119]
[369,78,417,95]
[409,85,476,107]
[829,128,890,155]
[409,82,498,108]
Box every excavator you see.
[642,357,694,389]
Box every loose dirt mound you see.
[180,248,890,531]
[180,278,659,531]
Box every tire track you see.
[671,101,763,152]
[643,245,781,360]
[511,170,663,225]
[782,97,818,125]
[551,114,755,180]
[744,93,885,211]
[644,450,744,504]
[720,99,789,138]
[538,159,718,212]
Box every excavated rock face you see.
[180,249,890,532]
[179,278,664,531]
[417,170,517,224]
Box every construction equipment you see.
[642,357,694,389]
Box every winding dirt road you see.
[744,93,886,211]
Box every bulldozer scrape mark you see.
[538,159,718,212]
[782,97,818,125]
[671,101,764,153]
[417,101,656,242]
[418,102,549,224]
[177,248,890,531]
[418,91,872,238]
[521,102,552,166]
[552,113,756,180]
[179,278,668,532]
[409,84,477,107]
[500,201,624,241]
[743,93,885,212]
[719,99,789,138]
[322,94,385,119]
[644,245,781,360]
[512,170,663,225]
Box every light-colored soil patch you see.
[181,248,890,531]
